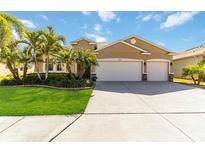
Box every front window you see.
[202,56,205,62]
[48,63,53,71]
[56,63,62,71]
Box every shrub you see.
[182,62,205,85]
[0,75,13,81]
[0,79,23,86]
[0,73,93,88]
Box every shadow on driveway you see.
[94,82,196,95]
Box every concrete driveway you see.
[1,82,205,141]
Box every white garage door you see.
[147,61,168,81]
[96,61,142,81]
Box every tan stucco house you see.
[0,63,35,76]
[36,35,174,81]
[173,45,205,78]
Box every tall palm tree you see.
[0,41,21,79]
[55,48,77,79]
[18,30,44,80]
[19,46,33,78]
[75,48,98,79]
[0,13,26,47]
[41,26,66,79]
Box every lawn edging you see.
[0,84,94,90]
[174,81,205,90]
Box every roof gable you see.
[71,38,96,45]
[96,38,150,54]
[123,35,172,53]
[95,35,173,55]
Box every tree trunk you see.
[23,63,28,79]
[7,62,20,80]
[45,55,49,80]
[34,54,42,80]
[66,63,75,79]
[78,65,85,79]
[191,76,196,85]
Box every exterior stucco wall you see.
[0,63,35,76]
[96,41,173,74]
[35,62,76,73]
[0,64,11,76]
[124,37,172,60]
[173,56,203,78]
[97,42,145,59]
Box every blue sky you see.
[5,11,205,52]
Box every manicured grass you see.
[0,87,92,116]
[173,77,205,86]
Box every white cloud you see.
[40,15,49,21]
[116,17,121,23]
[182,36,193,42]
[61,19,67,23]
[142,13,153,22]
[81,11,91,15]
[94,23,102,33]
[85,33,107,42]
[157,41,166,46]
[153,14,162,21]
[81,24,88,29]
[160,11,199,29]
[20,19,37,29]
[97,11,117,22]
[136,13,143,20]
[106,30,112,35]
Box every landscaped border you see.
[174,81,205,90]
[0,84,94,90]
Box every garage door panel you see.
[147,61,168,81]
[96,61,142,81]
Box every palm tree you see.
[41,26,66,79]
[19,46,33,78]
[0,41,21,79]
[18,30,44,80]
[75,48,98,79]
[55,48,77,79]
[0,13,26,47]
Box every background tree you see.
[41,26,66,79]
[0,13,26,47]
[75,48,98,79]
[182,62,205,85]
[55,48,77,79]
[0,41,21,79]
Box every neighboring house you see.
[173,45,205,78]
[37,35,174,81]
[0,63,35,76]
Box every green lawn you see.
[173,77,205,86]
[0,87,92,116]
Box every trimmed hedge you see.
[0,73,93,88]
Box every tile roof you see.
[173,44,205,60]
